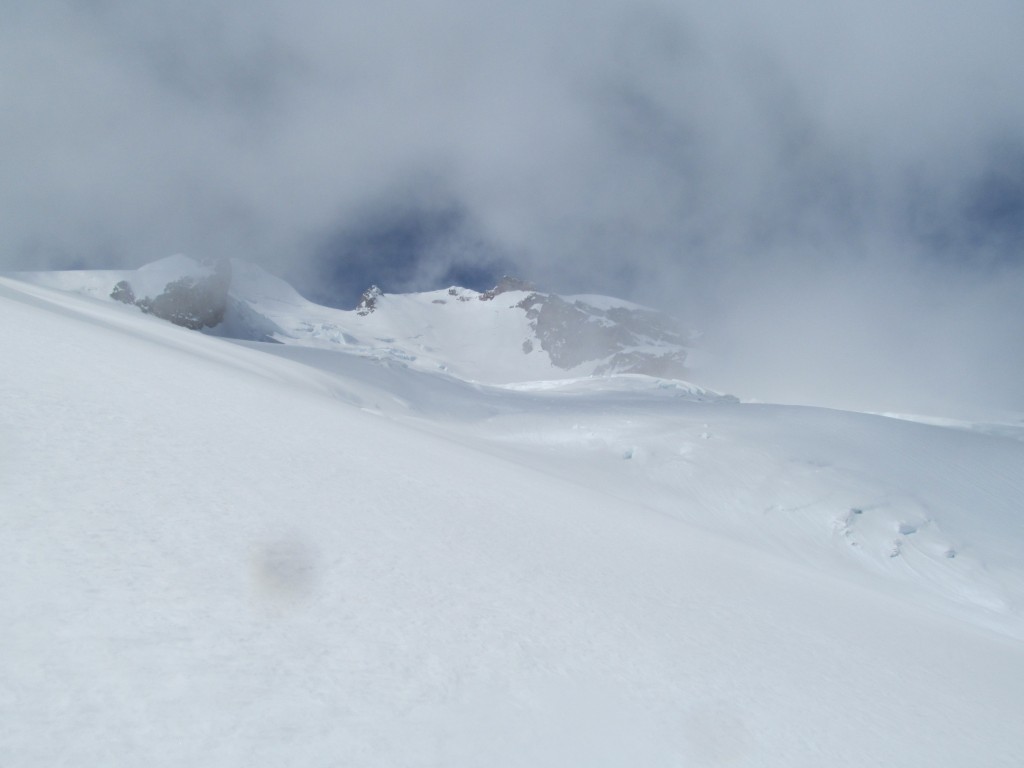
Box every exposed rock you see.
[110,280,136,304]
[516,292,689,377]
[356,285,382,316]
[134,258,232,330]
[479,276,535,301]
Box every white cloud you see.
[2,0,1022,411]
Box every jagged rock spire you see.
[356,285,383,315]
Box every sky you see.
[2,0,1023,414]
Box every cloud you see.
[2,0,1022,412]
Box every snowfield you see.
[1,269,1023,767]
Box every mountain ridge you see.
[14,254,702,388]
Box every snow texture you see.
[1,267,1023,767]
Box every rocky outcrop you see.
[110,280,136,304]
[479,276,535,301]
[356,285,382,316]
[516,292,689,377]
[111,258,232,330]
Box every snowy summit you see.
[20,254,699,386]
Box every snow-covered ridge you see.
[15,254,702,388]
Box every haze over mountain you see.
[5,1,1022,761]
[4,0,1023,417]
[2,260,1023,766]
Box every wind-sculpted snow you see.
[1,274,1023,767]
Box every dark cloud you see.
[302,187,515,307]
[2,0,1022,413]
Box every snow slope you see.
[2,274,1023,767]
